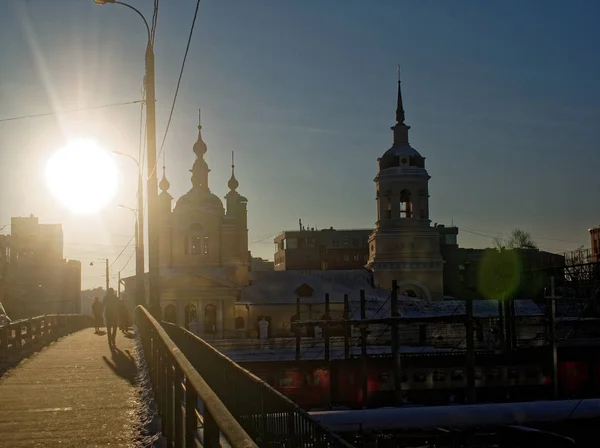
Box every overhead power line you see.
[0,100,143,123]
[153,0,201,178]
[109,235,136,269]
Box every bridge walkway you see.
[0,328,145,448]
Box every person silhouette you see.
[103,288,120,347]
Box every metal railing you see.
[135,306,258,448]
[0,314,92,364]
[161,321,354,448]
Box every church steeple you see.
[392,65,410,146]
[159,153,171,193]
[190,109,210,190]
[227,151,239,191]
[158,152,173,220]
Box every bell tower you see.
[366,68,443,299]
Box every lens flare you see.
[45,139,118,214]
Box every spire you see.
[391,65,410,146]
[192,108,207,157]
[395,65,405,124]
[227,151,239,191]
[159,152,170,192]
[190,108,210,189]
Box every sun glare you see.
[45,139,118,214]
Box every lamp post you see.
[118,204,144,307]
[112,152,144,307]
[95,0,160,317]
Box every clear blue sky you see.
[1,0,599,289]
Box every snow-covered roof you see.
[241,269,543,318]
[242,270,387,305]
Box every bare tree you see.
[494,228,538,250]
[507,228,537,249]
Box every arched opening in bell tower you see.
[399,189,412,218]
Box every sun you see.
[45,139,118,214]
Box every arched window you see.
[235,316,245,330]
[203,236,209,255]
[403,289,418,298]
[189,224,203,255]
[164,304,177,324]
[205,304,217,334]
[399,190,412,218]
[384,190,393,219]
[184,304,197,329]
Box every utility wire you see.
[151,0,160,45]
[109,235,136,269]
[0,100,143,123]
[152,0,201,179]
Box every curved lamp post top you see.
[93,0,151,43]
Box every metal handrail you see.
[135,306,258,448]
[1,314,92,365]
[162,321,354,447]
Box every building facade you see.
[274,228,371,271]
[0,216,81,318]
[366,72,444,299]
[127,112,250,337]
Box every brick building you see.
[274,228,371,271]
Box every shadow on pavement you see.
[103,347,137,385]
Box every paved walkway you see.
[0,328,145,447]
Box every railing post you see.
[165,360,174,444]
[14,323,22,354]
[203,408,220,448]
[1,326,8,362]
[174,367,184,447]
[185,381,198,447]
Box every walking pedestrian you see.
[118,299,130,333]
[91,296,104,333]
[103,288,120,347]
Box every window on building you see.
[342,239,349,247]
[451,369,464,381]
[352,238,359,247]
[205,304,217,334]
[399,190,412,218]
[433,370,446,382]
[235,316,245,330]
[189,224,203,255]
[332,240,339,247]
[308,238,316,248]
[203,236,209,255]
[343,253,350,262]
[386,197,392,219]
[352,253,359,262]
[286,238,298,249]
[184,304,197,330]
[413,372,427,383]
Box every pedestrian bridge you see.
[0,309,352,448]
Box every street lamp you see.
[95,0,160,317]
[118,204,145,307]
[112,151,144,307]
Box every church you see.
[366,69,444,299]
[152,113,251,338]
[123,70,445,338]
